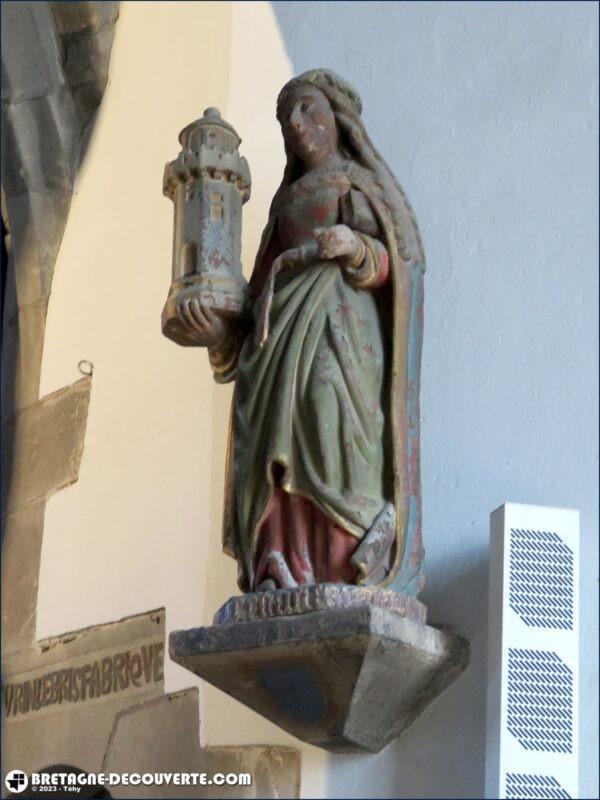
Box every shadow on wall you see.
[323,551,488,800]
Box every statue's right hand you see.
[176,299,227,348]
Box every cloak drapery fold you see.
[221,161,425,594]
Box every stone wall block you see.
[2,609,166,777]
[102,688,203,798]
[1,299,48,412]
[102,689,301,799]
[1,500,46,656]
[49,1,120,37]
[2,91,79,197]
[2,377,92,514]
[203,746,302,799]
[1,0,119,417]
[50,1,120,130]
[7,607,166,677]
[0,1,64,103]
[60,28,114,91]
[3,191,72,309]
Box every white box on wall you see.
[485,503,579,800]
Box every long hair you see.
[270,68,425,270]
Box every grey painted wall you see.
[272,2,598,797]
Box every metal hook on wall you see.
[78,360,94,377]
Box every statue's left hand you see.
[314,225,362,261]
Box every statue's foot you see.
[256,578,277,592]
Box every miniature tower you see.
[162,107,251,346]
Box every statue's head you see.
[276,69,363,170]
[277,85,338,166]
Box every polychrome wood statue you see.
[163,69,426,598]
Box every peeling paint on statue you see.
[165,69,469,753]
[163,70,426,597]
[162,107,251,347]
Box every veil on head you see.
[271,68,425,270]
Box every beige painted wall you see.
[38,1,328,796]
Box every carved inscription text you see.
[3,641,164,718]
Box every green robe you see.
[231,168,389,587]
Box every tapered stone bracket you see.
[170,587,469,753]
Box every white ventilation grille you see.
[485,504,579,799]
[507,648,573,753]
[509,529,574,630]
[505,773,571,799]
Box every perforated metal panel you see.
[509,529,574,630]
[505,773,571,799]
[485,504,579,800]
[507,648,573,753]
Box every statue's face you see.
[282,87,338,165]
